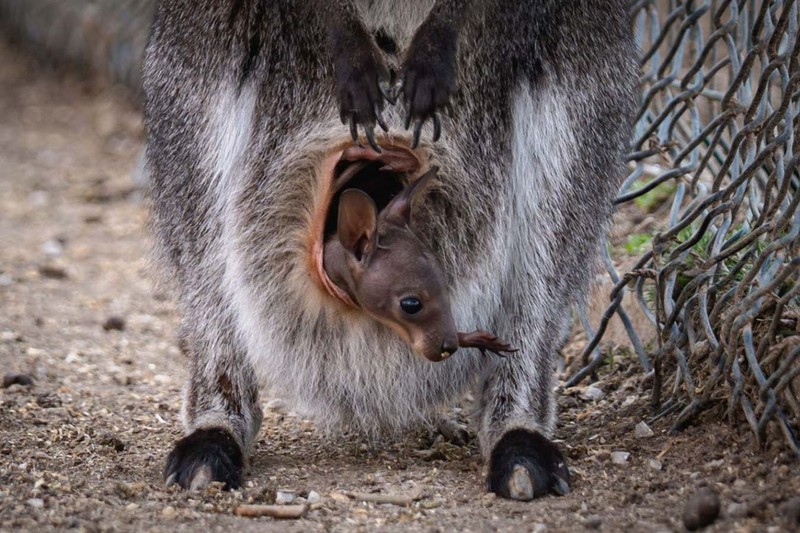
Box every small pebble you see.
[531,523,547,533]
[703,459,724,470]
[726,502,746,518]
[102,316,126,332]
[420,499,443,510]
[275,491,295,505]
[42,407,71,422]
[38,264,67,279]
[683,487,720,531]
[27,498,44,509]
[98,432,126,452]
[611,451,630,465]
[0,274,14,286]
[647,459,663,471]
[42,239,64,257]
[162,506,176,518]
[634,421,654,439]
[307,491,321,504]
[3,372,33,388]
[36,392,62,408]
[582,515,602,529]
[579,386,604,401]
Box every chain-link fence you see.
[1,0,798,453]
[570,0,799,455]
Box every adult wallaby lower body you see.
[143,0,637,499]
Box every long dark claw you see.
[432,113,442,142]
[411,119,423,149]
[375,104,388,132]
[404,108,412,131]
[365,127,381,153]
[349,115,358,143]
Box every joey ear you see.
[384,165,439,224]
[337,189,378,260]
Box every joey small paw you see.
[487,428,570,501]
[164,428,244,491]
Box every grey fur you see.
[144,0,638,490]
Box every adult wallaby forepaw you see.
[400,23,458,148]
[487,428,571,501]
[332,29,391,152]
[164,428,244,491]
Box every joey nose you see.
[440,339,459,359]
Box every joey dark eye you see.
[400,297,423,315]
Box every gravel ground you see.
[1,38,799,533]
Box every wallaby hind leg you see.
[477,308,572,500]
[164,316,262,491]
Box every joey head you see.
[325,166,516,361]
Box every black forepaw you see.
[400,23,458,148]
[332,28,391,152]
[164,428,244,491]
[487,428,571,500]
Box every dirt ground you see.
[1,38,798,533]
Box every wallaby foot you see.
[164,428,244,491]
[487,428,570,501]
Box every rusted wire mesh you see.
[1,0,798,452]
[569,0,800,455]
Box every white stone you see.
[635,421,654,439]
[27,498,44,509]
[42,239,64,257]
[276,491,295,505]
[611,451,630,465]
[307,491,321,504]
[579,386,604,401]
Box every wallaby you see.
[144,0,638,499]
[325,165,516,361]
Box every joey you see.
[324,166,516,361]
